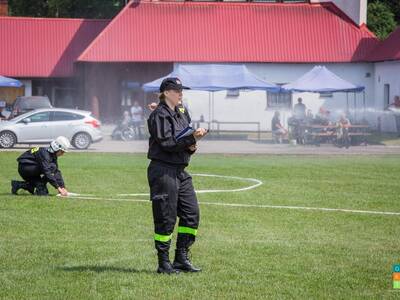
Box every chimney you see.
[0,0,8,16]
[310,0,367,26]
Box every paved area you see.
[2,125,400,155]
[5,138,400,156]
[86,140,400,155]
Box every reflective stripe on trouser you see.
[154,233,172,242]
[177,226,197,236]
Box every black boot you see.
[173,233,201,272]
[11,180,34,195]
[35,182,49,196]
[173,248,201,272]
[11,180,20,195]
[157,252,179,274]
[155,240,179,274]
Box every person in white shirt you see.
[130,101,143,139]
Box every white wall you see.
[374,61,400,132]
[20,79,32,96]
[311,0,367,25]
[182,63,375,131]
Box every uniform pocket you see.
[151,194,169,202]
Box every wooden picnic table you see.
[301,124,370,145]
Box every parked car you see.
[0,108,102,149]
[9,96,52,119]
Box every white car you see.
[0,108,102,149]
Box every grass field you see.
[1,152,400,299]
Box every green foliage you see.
[8,0,125,19]
[368,1,397,39]
[370,0,400,24]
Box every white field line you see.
[65,195,400,216]
[56,192,94,197]
[117,173,263,197]
[60,173,400,216]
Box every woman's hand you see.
[148,102,158,111]
[188,144,197,152]
[58,187,68,197]
[193,128,208,141]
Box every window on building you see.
[266,89,292,110]
[319,92,333,98]
[384,84,390,108]
[226,89,240,98]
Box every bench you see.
[194,120,261,141]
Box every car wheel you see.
[121,127,135,141]
[0,131,16,148]
[72,132,91,149]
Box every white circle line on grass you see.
[117,173,263,197]
[56,192,94,197]
[64,196,400,216]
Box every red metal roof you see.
[0,17,109,77]
[78,1,378,63]
[367,26,400,62]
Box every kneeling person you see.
[11,136,70,196]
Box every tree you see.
[368,1,397,40]
[8,0,126,19]
[369,0,400,25]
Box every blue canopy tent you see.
[143,64,280,126]
[0,75,23,88]
[142,63,280,92]
[282,66,366,120]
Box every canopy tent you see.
[142,63,280,92]
[282,66,366,121]
[282,66,364,93]
[0,75,23,88]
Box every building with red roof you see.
[366,26,400,132]
[1,0,397,131]
[0,15,108,107]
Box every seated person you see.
[337,114,351,148]
[0,101,7,120]
[315,107,331,126]
[130,101,143,139]
[111,110,132,140]
[271,111,288,143]
[305,109,314,124]
[386,95,400,136]
[287,115,304,144]
[0,108,6,120]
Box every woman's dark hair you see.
[159,92,166,101]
